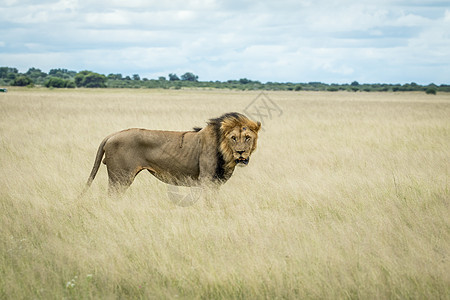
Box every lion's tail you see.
[79,136,110,197]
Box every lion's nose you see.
[237,150,245,155]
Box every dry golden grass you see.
[1,88,449,299]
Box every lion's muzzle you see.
[235,157,249,165]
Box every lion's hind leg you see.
[106,167,137,196]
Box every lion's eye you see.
[231,136,237,141]
[245,136,251,142]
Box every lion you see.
[83,112,261,195]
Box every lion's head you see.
[209,112,261,170]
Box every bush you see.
[45,77,76,88]
[12,76,33,86]
[45,77,66,88]
[65,81,76,88]
[426,87,437,95]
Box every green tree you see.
[0,67,18,79]
[12,75,33,86]
[168,73,180,81]
[181,72,198,81]
[74,71,86,86]
[49,68,77,79]
[107,73,123,80]
[132,74,140,81]
[239,78,251,84]
[0,67,19,85]
[25,68,47,85]
[75,71,106,88]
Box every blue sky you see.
[1,0,449,84]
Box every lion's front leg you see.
[201,184,221,208]
[198,152,221,207]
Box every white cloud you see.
[0,0,449,84]
[391,13,430,27]
[307,4,389,33]
[85,11,130,26]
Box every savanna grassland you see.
[1,88,449,299]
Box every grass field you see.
[1,88,449,299]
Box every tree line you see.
[0,66,447,94]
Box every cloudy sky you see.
[1,0,449,84]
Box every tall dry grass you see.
[1,88,449,299]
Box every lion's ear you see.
[256,121,261,132]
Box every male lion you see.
[83,112,261,195]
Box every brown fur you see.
[83,112,261,195]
